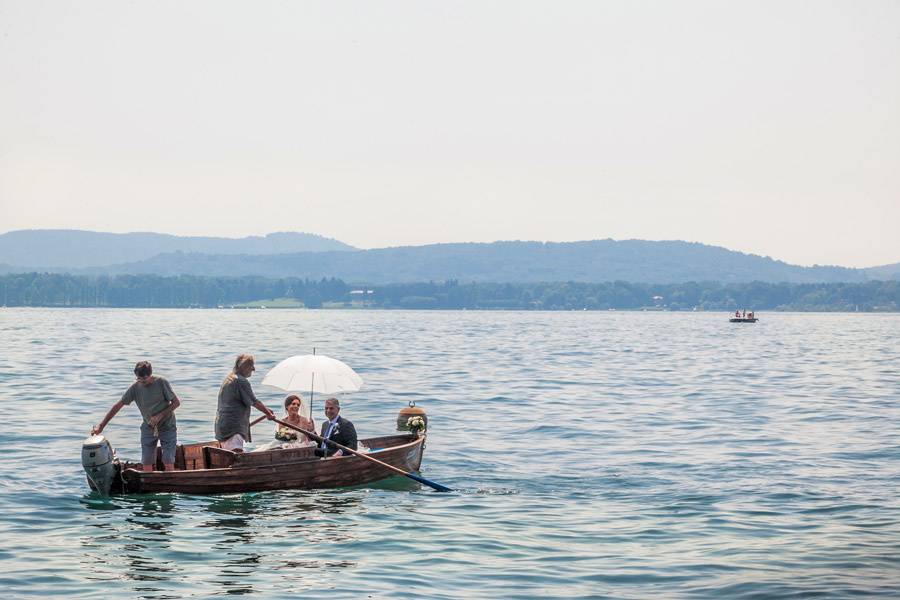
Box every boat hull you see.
[117,434,425,495]
[729,318,758,323]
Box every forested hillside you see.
[83,240,871,284]
[2,273,897,311]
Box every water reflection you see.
[77,490,369,595]
[269,492,362,587]
[201,493,263,546]
[193,491,365,594]
[192,494,262,595]
[126,502,178,597]
[79,494,181,599]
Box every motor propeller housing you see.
[82,435,120,495]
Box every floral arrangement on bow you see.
[275,426,299,442]
[406,416,426,434]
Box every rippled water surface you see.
[1,309,899,598]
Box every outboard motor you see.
[82,435,119,495]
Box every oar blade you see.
[405,472,453,493]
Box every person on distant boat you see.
[748,311,754,319]
[315,397,358,458]
[215,354,275,452]
[735,310,741,318]
[90,361,181,472]
[254,394,316,451]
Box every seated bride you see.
[253,395,316,451]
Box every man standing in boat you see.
[315,397,358,458]
[215,354,276,451]
[91,361,181,472]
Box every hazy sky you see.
[1,1,898,267]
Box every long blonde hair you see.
[222,353,254,386]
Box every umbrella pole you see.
[309,371,315,424]
[311,347,316,420]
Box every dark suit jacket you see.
[315,415,358,457]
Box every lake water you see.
[1,308,898,598]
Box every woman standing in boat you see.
[215,354,275,451]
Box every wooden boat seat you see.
[153,441,223,470]
[205,446,236,468]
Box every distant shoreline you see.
[2,273,898,312]
[0,304,900,319]
[2,305,898,314]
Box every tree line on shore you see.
[1,273,898,311]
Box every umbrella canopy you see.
[261,354,363,396]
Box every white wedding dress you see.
[252,420,315,452]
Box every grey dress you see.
[214,374,258,442]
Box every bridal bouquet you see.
[275,426,299,442]
[406,416,426,433]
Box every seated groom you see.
[315,397,357,458]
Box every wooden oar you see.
[273,417,452,492]
[249,414,269,428]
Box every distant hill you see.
[0,230,356,269]
[68,239,885,284]
[4,232,896,284]
[865,262,900,281]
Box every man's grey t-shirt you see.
[120,376,177,430]
[215,374,258,442]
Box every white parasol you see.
[261,354,363,413]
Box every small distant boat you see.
[83,433,425,495]
[730,310,758,323]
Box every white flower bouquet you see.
[406,416,426,433]
[275,426,299,442]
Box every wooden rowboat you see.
[88,434,425,495]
